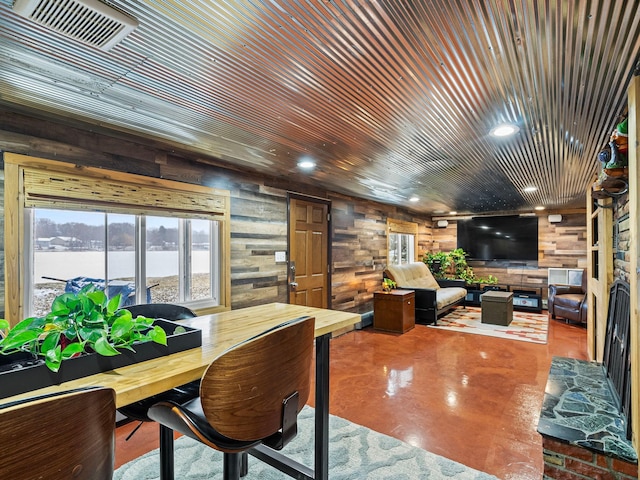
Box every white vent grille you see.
[13,0,137,51]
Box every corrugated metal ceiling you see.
[1,0,639,214]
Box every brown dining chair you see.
[118,303,200,426]
[148,315,315,480]
[0,387,116,480]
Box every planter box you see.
[0,319,201,400]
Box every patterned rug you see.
[430,306,549,344]
[114,406,497,480]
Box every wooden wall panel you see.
[226,184,289,309]
[329,193,432,313]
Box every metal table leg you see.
[159,424,174,480]
[315,333,330,480]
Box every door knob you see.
[290,282,298,289]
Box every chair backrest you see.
[200,316,315,442]
[0,387,116,480]
[126,303,197,320]
[385,262,440,289]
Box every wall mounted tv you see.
[457,215,539,262]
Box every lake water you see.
[35,250,210,283]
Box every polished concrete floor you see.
[115,315,588,479]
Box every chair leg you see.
[240,452,248,477]
[223,452,242,480]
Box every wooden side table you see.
[373,289,415,333]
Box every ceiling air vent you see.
[13,0,138,51]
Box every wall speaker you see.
[548,214,562,223]
[436,220,449,228]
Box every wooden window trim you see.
[387,218,419,263]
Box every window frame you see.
[4,153,231,325]
[387,218,419,265]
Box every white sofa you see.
[384,262,467,325]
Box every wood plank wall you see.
[329,193,432,313]
[0,108,587,313]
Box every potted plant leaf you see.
[0,284,201,399]
[382,277,396,292]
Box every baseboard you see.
[355,311,373,329]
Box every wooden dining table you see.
[2,302,361,480]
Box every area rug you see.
[114,406,497,480]
[431,306,548,344]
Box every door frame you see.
[287,193,332,307]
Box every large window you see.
[28,209,220,317]
[387,218,418,265]
[5,153,230,325]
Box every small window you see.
[387,218,418,265]
[388,233,415,265]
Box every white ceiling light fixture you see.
[409,196,419,202]
[523,186,537,192]
[13,0,138,51]
[297,160,316,170]
[490,123,520,137]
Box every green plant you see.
[423,251,452,278]
[448,248,469,278]
[476,274,499,285]
[423,249,499,285]
[0,285,168,372]
[382,278,397,291]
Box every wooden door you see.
[288,197,329,307]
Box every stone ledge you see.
[537,357,637,465]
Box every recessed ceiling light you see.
[409,196,419,202]
[449,211,457,215]
[490,123,520,137]
[297,160,316,169]
[523,186,537,192]
[534,206,545,211]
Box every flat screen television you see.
[456,215,538,261]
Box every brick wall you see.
[542,437,638,479]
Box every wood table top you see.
[1,303,361,408]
